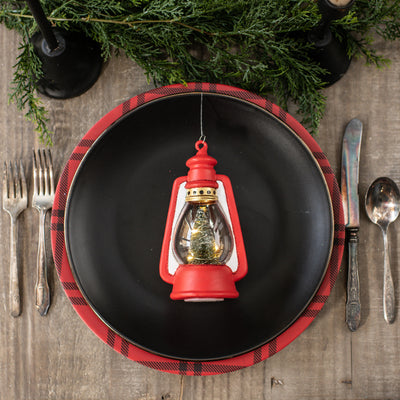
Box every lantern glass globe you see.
[172,201,233,265]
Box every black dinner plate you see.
[65,93,333,361]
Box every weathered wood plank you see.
[2,23,400,399]
[0,25,181,400]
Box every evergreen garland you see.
[1,0,399,144]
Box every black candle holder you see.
[308,0,355,86]
[27,0,103,99]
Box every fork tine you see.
[14,161,21,199]
[41,150,49,195]
[3,162,8,200]
[47,150,55,195]
[38,151,44,195]
[9,162,15,198]
[33,150,38,195]
[19,161,27,199]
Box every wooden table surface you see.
[1,24,400,399]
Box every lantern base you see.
[170,265,239,301]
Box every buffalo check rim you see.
[50,82,344,376]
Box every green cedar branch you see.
[1,0,400,144]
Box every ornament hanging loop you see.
[195,140,208,151]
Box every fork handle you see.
[35,209,50,316]
[10,217,21,317]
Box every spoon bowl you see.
[365,177,400,324]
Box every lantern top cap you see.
[185,140,218,189]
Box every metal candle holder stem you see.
[26,0,58,51]
[308,0,355,85]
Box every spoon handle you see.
[382,229,395,324]
[345,229,361,331]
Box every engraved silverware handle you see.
[35,209,50,316]
[382,227,395,324]
[345,228,361,331]
[9,217,21,317]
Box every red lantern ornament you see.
[160,140,247,301]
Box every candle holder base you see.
[308,29,352,86]
[31,28,103,99]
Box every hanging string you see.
[198,93,206,143]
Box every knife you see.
[341,118,363,332]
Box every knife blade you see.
[341,118,363,332]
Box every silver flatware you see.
[32,149,55,316]
[341,118,363,331]
[2,161,28,317]
[365,177,400,324]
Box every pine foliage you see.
[1,0,400,144]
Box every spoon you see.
[365,177,400,324]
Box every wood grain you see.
[1,24,400,399]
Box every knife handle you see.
[345,228,361,332]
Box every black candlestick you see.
[26,0,58,51]
[26,0,103,99]
[308,0,355,86]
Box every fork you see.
[2,161,28,317]
[32,149,55,316]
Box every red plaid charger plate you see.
[51,83,344,376]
